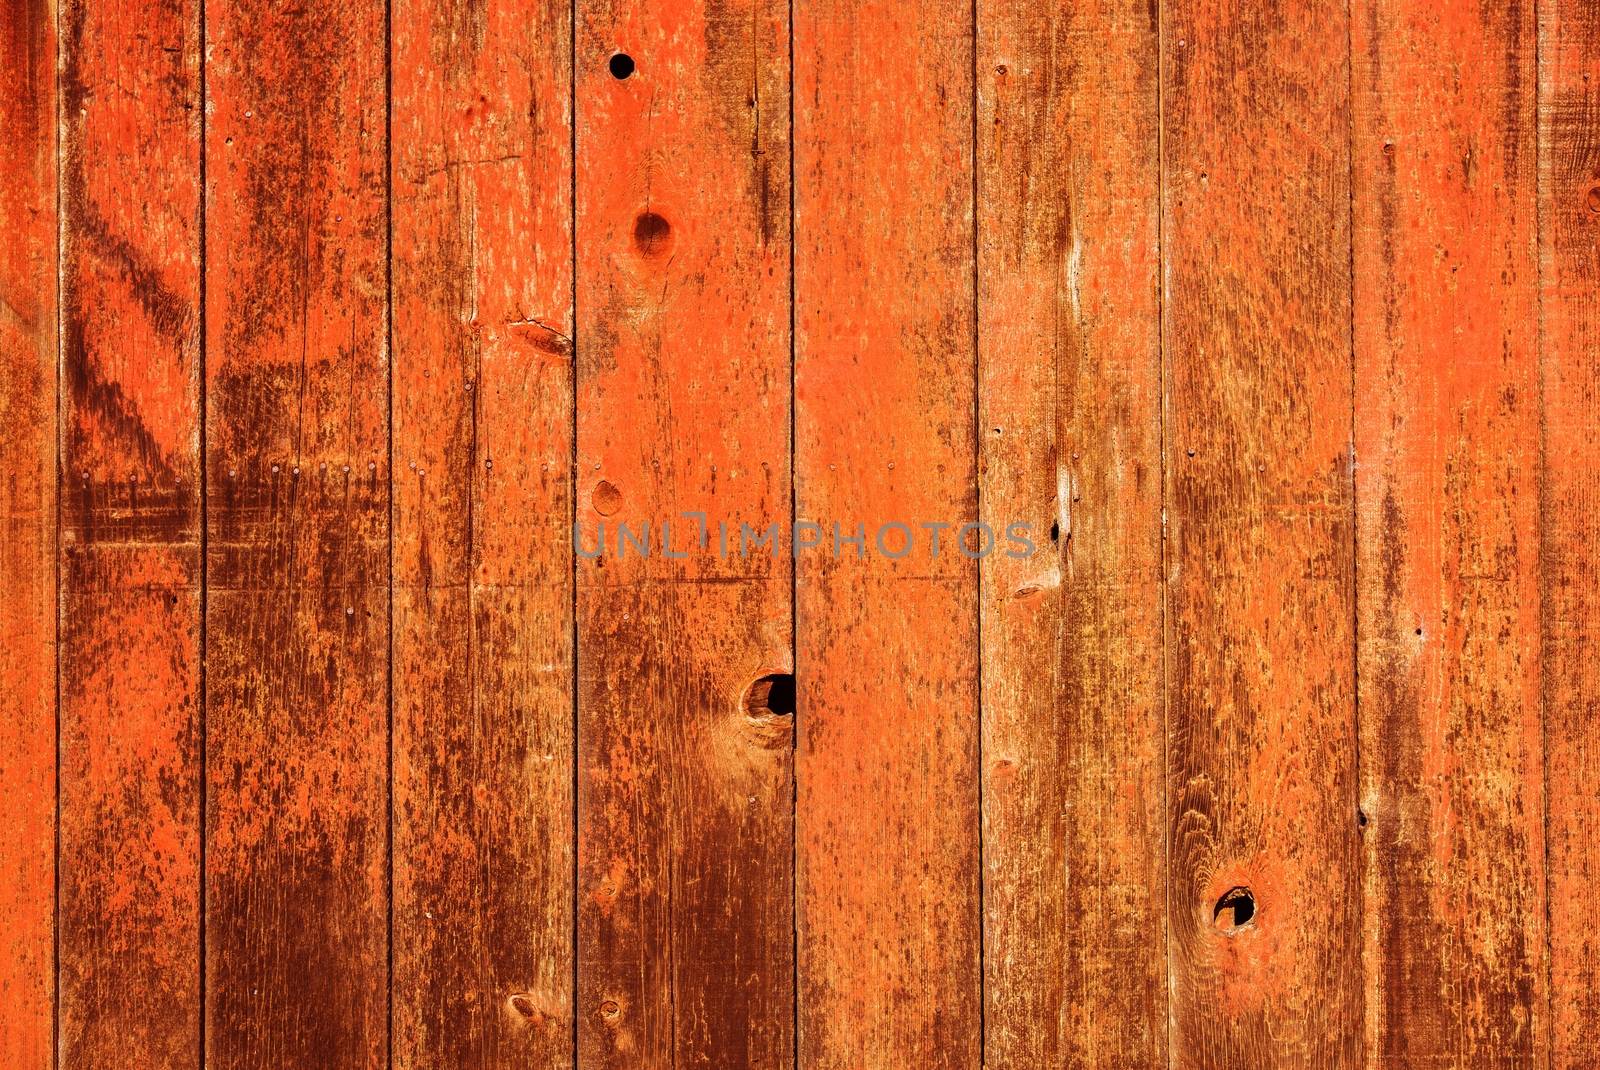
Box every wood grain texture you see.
[1161,1,1360,1064]
[0,0,56,1064]
[1353,0,1546,1063]
[16,3,1600,1062]
[792,1,979,1065]
[574,0,793,1065]
[976,0,1165,1064]
[203,0,389,1062]
[1539,0,1600,1065]
[57,0,203,1063]
[390,0,575,1063]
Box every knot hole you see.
[1213,886,1255,932]
[744,673,795,719]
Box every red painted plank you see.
[1161,1,1361,1064]
[57,0,203,1064]
[203,0,389,1062]
[1353,1,1546,1062]
[792,1,980,1064]
[976,0,1165,1063]
[390,0,575,1061]
[1538,0,1599,1065]
[0,0,56,1064]
[574,0,794,1063]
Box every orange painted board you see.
[1161,1,1361,1064]
[1353,0,1546,1063]
[976,0,1166,1064]
[56,0,203,1064]
[203,0,389,1063]
[1538,0,1599,1065]
[573,0,793,1066]
[17,3,1600,1063]
[792,1,981,1065]
[0,0,56,1064]
[389,0,576,1061]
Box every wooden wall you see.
[0,0,1596,1065]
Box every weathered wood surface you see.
[1354,0,1546,1063]
[203,0,389,1062]
[792,1,980,1066]
[574,0,793,1066]
[390,0,575,1063]
[976,0,1165,1065]
[1540,0,1600,1066]
[58,0,203,1064]
[1161,0,1362,1064]
[5,0,1600,1066]
[0,0,56,1065]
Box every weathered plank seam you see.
[969,0,985,1063]
[197,0,209,1059]
[1343,0,1363,1062]
[51,0,63,1062]
[383,0,395,1057]
[568,0,580,1058]
[1155,0,1173,1064]
[1535,1,1553,1065]
[787,0,800,1058]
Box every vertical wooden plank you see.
[390,0,574,1061]
[976,0,1165,1063]
[203,0,389,1062]
[574,0,792,1065]
[792,1,979,1065]
[1162,1,1360,1064]
[1542,0,1600,1064]
[56,0,203,1063]
[1352,0,1546,1063]
[0,0,56,1064]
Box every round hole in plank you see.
[1213,886,1256,932]
[744,673,795,718]
[609,52,635,79]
